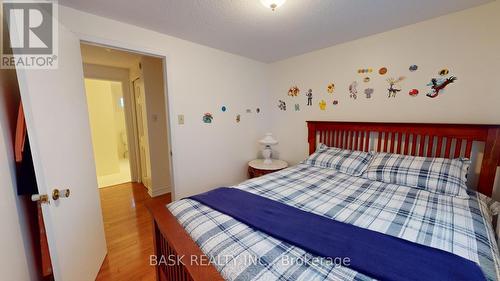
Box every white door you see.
[133,78,151,188]
[13,22,107,281]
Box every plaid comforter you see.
[168,164,500,280]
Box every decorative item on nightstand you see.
[259,133,278,164]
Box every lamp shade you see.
[259,133,278,146]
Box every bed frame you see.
[307,121,500,196]
[146,121,500,281]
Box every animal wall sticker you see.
[306,89,313,106]
[319,100,326,110]
[203,113,213,123]
[327,83,335,94]
[379,67,388,75]
[409,65,418,72]
[332,100,339,105]
[426,76,457,98]
[349,81,358,99]
[364,88,374,99]
[288,86,300,97]
[236,114,241,123]
[295,104,300,111]
[387,76,405,98]
[278,100,287,110]
[256,108,260,113]
[221,106,227,112]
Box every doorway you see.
[80,42,173,196]
[84,78,132,188]
[80,42,173,278]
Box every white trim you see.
[148,186,171,198]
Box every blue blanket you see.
[189,187,486,281]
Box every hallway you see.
[96,183,171,280]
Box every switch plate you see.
[178,114,184,125]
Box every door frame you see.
[79,35,175,198]
[82,64,139,183]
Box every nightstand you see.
[248,159,288,179]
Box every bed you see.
[146,121,500,281]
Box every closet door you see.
[13,17,107,281]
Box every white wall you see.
[0,69,36,280]
[59,6,269,199]
[54,3,500,200]
[83,63,140,182]
[141,56,172,196]
[268,1,500,166]
[84,79,121,177]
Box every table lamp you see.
[259,133,278,164]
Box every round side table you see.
[248,159,288,179]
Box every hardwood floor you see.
[96,182,171,281]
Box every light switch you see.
[178,114,184,125]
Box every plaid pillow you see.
[303,144,372,176]
[364,152,470,197]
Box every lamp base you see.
[262,146,273,165]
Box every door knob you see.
[52,188,70,201]
[31,194,50,204]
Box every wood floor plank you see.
[96,182,171,281]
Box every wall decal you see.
[364,88,374,99]
[349,81,358,99]
[379,67,388,75]
[319,100,326,110]
[221,105,227,112]
[327,83,335,94]
[294,104,300,111]
[358,68,373,74]
[409,89,419,96]
[236,114,241,123]
[256,108,260,113]
[426,76,457,98]
[288,86,300,97]
[409,65,418,72]
[387,76,406,98]
[439,69,449,76]
[332,100,339,105]
[306,89,313,106]
[278,100,287,110]
[203,113,213,123]
[246,109,252,113]
[363,77,370,83]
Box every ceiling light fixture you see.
[260,0,286,11]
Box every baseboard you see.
[148,186,171,197]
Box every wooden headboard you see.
[307,121,500,196]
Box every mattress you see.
[167,164,500,280]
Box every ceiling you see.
[62,0,492,63]
[80,43,142,69]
